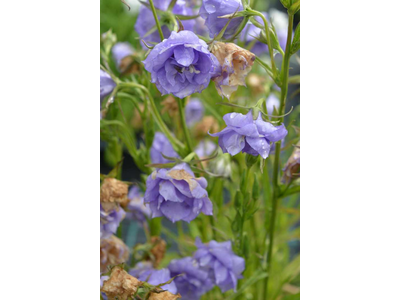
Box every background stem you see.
[148,0,164,40]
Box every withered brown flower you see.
[210,41,256,99]
[100,235,130,273]
[195,116,219,138]
[101,266,142,300]
[149,236,167,268]
[282,142,300,184]
[149,290,181,300]
[101,178,129,211]
[161,95,179,117]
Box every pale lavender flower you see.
[126,186,151,223]
[129,263,177,294]
[112,42,134,71]
[195,140,217,158]
[185,98,204,127]
[193,237,245,292]
[199,0,244,39]
[144,163,213,223]
[135,0,196,47]
[168,257,214,300]
[150,132,180,164]
[100,69,116,102]
[143,30,220,99]
[100,204,125,239]
[209,110,288,159]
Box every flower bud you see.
[101,266,142,300]
[245,153,259,169]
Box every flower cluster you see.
[210,110,288,159]
[144,163,213,223]
[143,30,220,99]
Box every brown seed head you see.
[101,178,129,210]
[101,266,142,300]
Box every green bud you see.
[252,177,260,201]
[280,0,291,9]
[101,29,117,56]
[289,0,300,15]
[234,191,244,213]
[246,154,259,169]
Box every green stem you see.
[177,98,193,154]
[148,0,164,40]
[248,9,277,78]
[262,13,294,300]
[118,82,185,153]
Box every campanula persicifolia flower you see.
[168,257,214,300]
[210,42,256,99]
[129,264,177,294]
[143,30,220,99]
[150,132,180,165]
[185,98,204,127]
[100,204,125,239]
[193,237,245,292]
[135,0,195,47]
[100,235,130,272]
[209,110,288,159]
[126,186,151,223]
[100,69,116,102]
[199,0,244,39]
[144,163,213,223]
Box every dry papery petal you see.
[149,236,167,268]
[101,266,142,300]
[195,116,219,138]
[101,178,129,211]
[149,290,181,300]
[211,41,256,99]
[167,169,198,191]
[282,142,300,183]
[161,95,179,116]
[101,235,130,273]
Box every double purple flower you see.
[100,204,125,239]
[129,262,177,294]
[185,98,204,127]
[168,257,214,299]
[144,163,213,223]
[135,0,195,47]
[193,238,245,292]
[143,30,220,99]
[126,186,151,223]
[209,110,288,159]
[200,0,244,39]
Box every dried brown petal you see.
[195,116,219,138]
[101,178,129,210]
[211,42,256,99]
[282,142,300,184]
[100,236,130,273]
[149,291,181,300]
[167,169,198,191]
[161,95,179,116]
[101,266,142,300]
[120,55,142,76]
[149,236,167,267]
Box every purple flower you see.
[100,69,116,102]
[266,93,280,115]
[143,30,220,99]
[200,0,244,39]
[126,186,151,223]
[195,140,217,158]
[209,110,288,159]
[168,257,214,300]
[150,132,180,164]
[185,98,204,127]
[135,0,195,48]
[193,237,245,292]
[100,204,125,239]
[144,163,213,223]
[112,42,134,71]
[129,263,177,294]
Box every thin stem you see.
[118,82,185,152]
[148,0,164,40]
[248,9,277,78]
[262,12,294,300]
[177,98,193,153]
